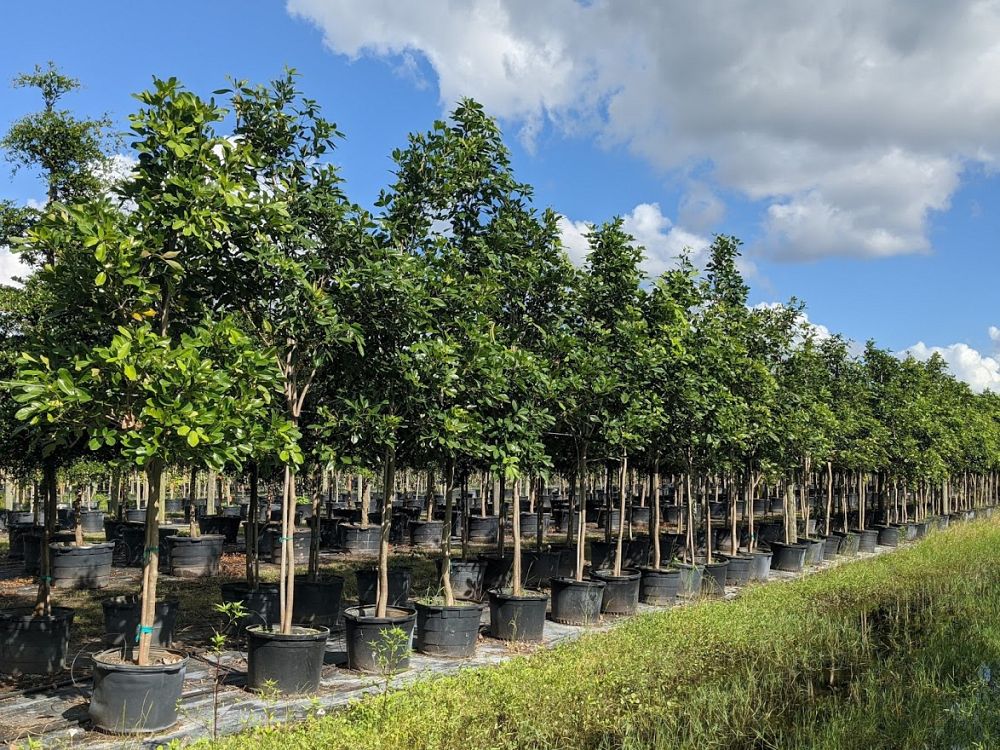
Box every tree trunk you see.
[440,460,456,605]
[308,467,322,581]
[246,462,259,588]
[651,461,662,568]
[278,463,297,634]
[188,466,200,538]
[376,445,396,618]
[137,458,164,665]
[33,459,57,617]
[613,453,628,576]
[575,444,588,581]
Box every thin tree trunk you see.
[440,460,456,606]
[376,445,396,618]
[137,458,164,665]
[613,453,628,576]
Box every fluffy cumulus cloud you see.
[288,0,1000,260]
[0,247,28,287]
[557,202,710,278]
[900,340,1000,393]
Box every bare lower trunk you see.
[278,464,297,634]
[33,459,57,617]
[613,453,628,576]
[651,462,661,568]
[376,445,396,618]
[137,458,164,665]
[575,445,588,581]
[246,462,259,588]
[440,460,456,606]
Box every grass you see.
[192,519,1000,750]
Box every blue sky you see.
[2,1,999,388]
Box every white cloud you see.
[0,247,28,287]
[288,0,1000,260]
[557,202,710,278]
[900,339,1000,393]
[989,325,1000,347]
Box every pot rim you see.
[165,534,226,543]
[413,600,486,613]
[487,588,548,602]
[92,647,189,672]
[550,575,607,588]
[48,541,116,551]
[246,624,331,641]
[343,605,417,624]
[101,595,180,608]
[0,605,75,623]
[590,568,641,582]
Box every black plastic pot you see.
[437,558,485,601]
[903,522,919,541]
[466,515,499,543]
[521,549,560,588]
[637,566,680,605]
[857,528,878,553]
[518,512,540,538]
[343,605,416,673]
[89,647,188,733]
[78,509,105,534]
[488,589,547,642]
[198,515,241,544]
[125,508,146,523]
[101,595,179,658]
[339,523,380,554]
[259,527,310,564]
[51,542,115,589]
[590,569,641,614]
[833,531,860,557]
[356,567,412,607]
[914,521,928,539]
[629,506,651,528]
[699,559,729,597]
[748,550,772,581]
[414,601,484,657]
[246,624,329,694]
[822,534,842,560]
[21,530,43,575]
[876,525,899,547]
[770,541,807,572]
[0,607,74,675]
[165,534,223,577]
[803,538,825,567]
[7,523,41,561]
[220,581,280,631]
[409,519,444,548]
[479,553,514,592]
[550,577,605,624]
[718,554,753,585]
[673,562,704,597]
[292,576,344,628]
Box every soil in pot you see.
[590,569,641,615]
[343,605,416,673]
[292,576,344,628]
[415,601,484,658]
[488,589,547,642]
[246,625,330,694]
[769,541,807,572]
[101,595,178,658]
[89,647,188,733]
[356,567,412,607]
[637,566,680,606]
[550,577,605,625]
[0,607,74,675]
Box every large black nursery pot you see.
[718,554,753,585]
[520,549,561,589]
[698,558,729,597]
[488,589,547,642]
[769,541,807,573]
[78,509,105,534]
[803,538,825,567]
[198,515,241,544]
[856,528,878,553]
[437,558,485,601]
[833,531,860,557]
[409,519,444,548]
[101,595,179,659]
[415,600,484,658]
[293,576,344,628]
[673,562,704,597]
[338,523,380,554]
[246,624,330,694]
[466,514,499,543]
[822,534,842,560]
[51,542,115,588]
[259,527,310,564]
[876,524,899,547]
[0,607,74,675]
[89,648,188,733]
[550,576,605,625]
[357,567,412,607]
[124,508,146,523]
[165,534,224,577]
[343,605,416,673]
[590,569,641,615]
[479,552,514,592]
[637,566,680,606]
[219,581,281,631]
[748,550,772,581]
